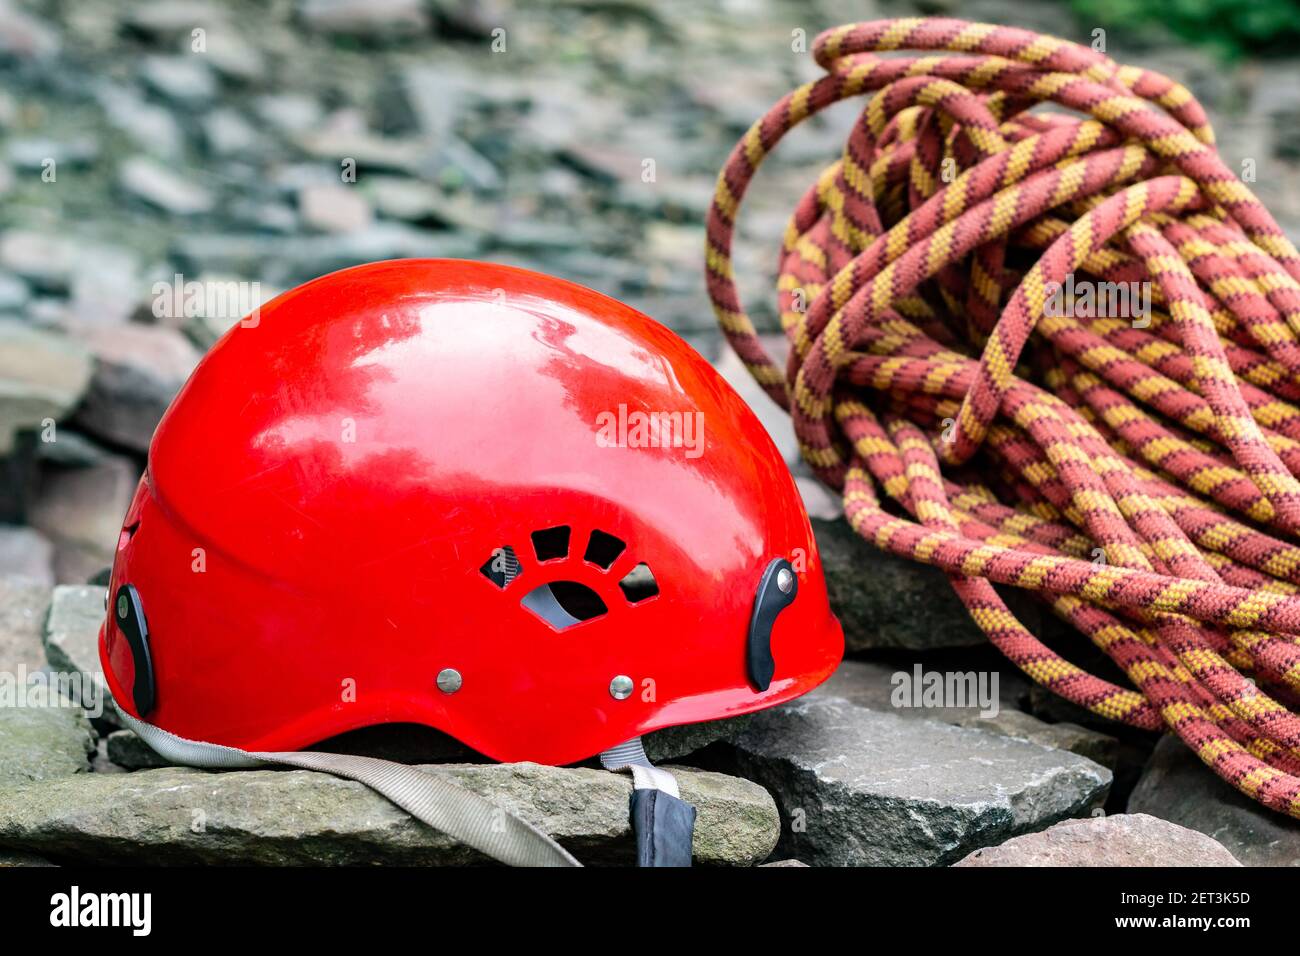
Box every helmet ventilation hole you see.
[583,529,626,569]
[521,581,608,630]
[480,545,521,589]
[618,563,659,603]
[531,526,570,562]
[482,535,659,614]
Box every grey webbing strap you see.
[256,751,581,868]
[114,707,580,867]
[600,736,680,796]
[601,736,695,867]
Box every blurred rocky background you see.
[1,0,1299,865]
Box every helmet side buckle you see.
[747,558,798,692]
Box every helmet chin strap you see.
[116,706,694,867]
[252,749,582,867]
[600,737,696,867]
[114,706,580,866]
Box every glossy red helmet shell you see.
[100,259,842,765]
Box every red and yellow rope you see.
[706,17,1300,816]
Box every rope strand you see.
[706,16,1300,818]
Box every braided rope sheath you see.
[705,16,1300,817]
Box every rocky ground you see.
[2,0,1299,865]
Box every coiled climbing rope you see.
[706,16,1300,817]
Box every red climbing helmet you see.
[98,259,843,767]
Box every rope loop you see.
[706,17,1300,818]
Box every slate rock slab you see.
[643,714,752,763]
[0,762,778,866]
[0,576,51,671]
[0,574,98,785]
[105,729,172,770]
[42,584,117,725]
[721,696,1111,866]
[30,455,139,573]
[0,320,93,456]
[0,696,96,787]
[0,527,54,587]
[68,323,201,453]
[1128,734,1300,866]
[954,813,1241,867]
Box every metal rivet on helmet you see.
[609,675,634,700]
[436,668,463,694]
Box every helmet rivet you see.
[609,675,634,700]
[116,594,129,619]
[776,568,794,593]
[436,668,462,694]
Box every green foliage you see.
[1070,0,1300,58]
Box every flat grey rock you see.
[42,584,117,725]
[68,323,200,453]
[95,85,184,158]
[643,714,752,763]
[254,93,324,135]
[0,272,27,311]
[171,226,481,288]
[955,812,1241,866]
[122,2,226,38]
[105,729,173,770]
[1128,734,1300,866]
[0,694,96,787]
[118,156,214,216]
[32,429,108,468]
[0,0,59,60]
[7,136,98,170]
[0,762,778,866]
[139,54,217,106]
[30,455,139,572]
[298,183,374,234]
[0,575,52,671]
[202,108,260,157]
[722,696,1111,866]
[297,0,430,39]
[0,319,93,455]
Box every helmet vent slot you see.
[521,581,608,630]
[618,563,659,603]
[117,520,141,552]
[480,545,521,589]
[531,526,570,562]
[583,529,626,570]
